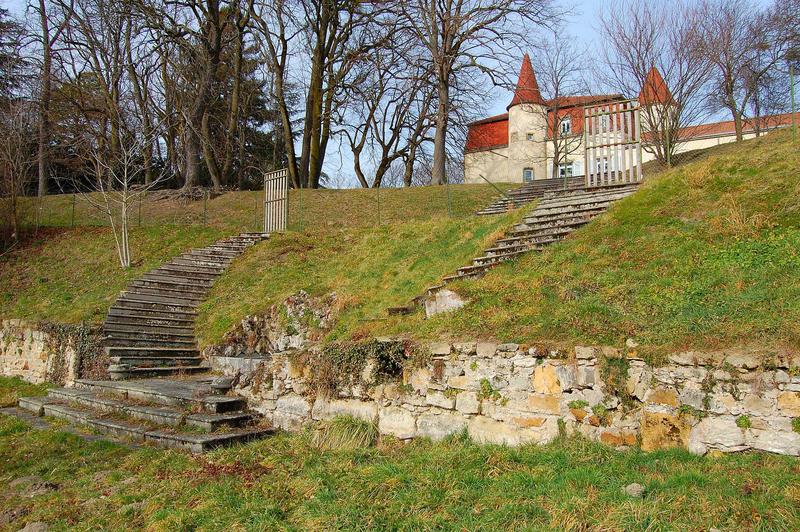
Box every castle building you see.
[464,55,797,184]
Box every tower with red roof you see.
[506,54,549,184]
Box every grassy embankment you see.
[0,184,515,327]
[0,378,798,530]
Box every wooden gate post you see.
[263,168,289,233]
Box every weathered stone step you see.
[108,304,196,320]
[151,265,220,281]
[170,257,228,269]
[493,226,581,248]
[118,292,200,308]
[102,336,197,348]
[103,320,194,338]
[125,286,207,302]
[103,322,195,337]
[123,366,210,378]
[509,212,597,233]
[110,356,204,367]
[136,274,214,289]
[469,249,530,267]
[523,203,612,223]
[104,313,194,328]
[192,247,239,258]
[534,189,636,211]
[106,346,200,358]
[17,398,271,452]
[76,378,247,413]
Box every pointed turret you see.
[507,54,546,110]
[638,67,674,106]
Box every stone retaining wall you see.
[0,320,105,385]
[216,340,800,456]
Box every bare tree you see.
[697,0,795,141]
[70,114,169,268]
[0,102,37,248]
[598,0,711,167]
[530,31,589,183]
[398,0,555,185]
[31,0,72,197]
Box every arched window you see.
[560,117,572,135]
[523,168,534,183]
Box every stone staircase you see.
[390,184,639,316]
[12,231,276,452]
[476,176,584,215]
[103,232,269,380]
[16,377,273,452]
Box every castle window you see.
[560,118,572,135]
[523,168,534,182]
[558,162,574,178]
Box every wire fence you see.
[5,182,514,240]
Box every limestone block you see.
[378,406,416,439]
[497,343,519,353]
[510,355,538,368]
[688,416,748,455]
[577,366,598,388]
[600,431,637,447]
[456,391,481,414]
[468,415,558,446]
[742,394,775,417]
[725,352,761,370]
[532,365,561,394]
[575,346,597,360]
[641,412,691,452]
[425,289,467,318]
[708,393,741,415]
[476,342,497,358]
[526,394,562,415]
[678,387,706,411]
[512,415,548,428]
[448,375,478,390]
[453,342,477,355]
[273,394,311,431]
[416,412,468,440]
[425,390,455,410]
[777,392,800,416]
[748,429,800,456]
[645,387,679,408]
[409,367,431,394]
[430,342,452,356]
[312,397,378,423]
[555,365,577,392]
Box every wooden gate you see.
[263,168,288,233]
[583,100,643,188]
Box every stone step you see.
[534,189,636,210]
[151,265,220,281]
[21,400,271,453]
[193,247,239,258]
[103,322,195,337]
[125,286,206,302]
[532,196,626,216]
[523,203,612,224]
[106,346,200,358]
[469,249,530,267]
[493,226,581,248]
[184,251,235,262]
[123,366,210,378]
[102,336,197,348]
[509,212,598,234]
[136,274,214,289]
[109,356,204,367]
[76,378,247,413]
[104,313,194,328]
[118,292,200,309]
[170,257,228,269]
[107,305,196,321]
[483,236,564,256]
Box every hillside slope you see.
[373,130,800,355]
[0,184,512,325]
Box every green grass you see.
[0,383,797,530]
[0,377,48,408]
[367,130,800,356]
[0,184,511,326]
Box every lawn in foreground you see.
[0,381,797,530]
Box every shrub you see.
[735,415,751,429]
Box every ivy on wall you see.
[38,322,108,383]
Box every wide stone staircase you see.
[476,176,584,215]
[103,232,268,379]
[390,184,639,315]
[13,232,276,452]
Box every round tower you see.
[638,66,677,133]
[507,54,549,183]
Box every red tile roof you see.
[673,112,797,139]
[639,67,674,105]
[465,113,509,153]
[507,54,546,109]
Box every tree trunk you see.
[201,110,223,191]
[431,79,449,185]
[183,129,201,188]
[37,0,51,198]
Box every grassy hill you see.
[3,131,799,357]
[366,130,800,356]
[0,184,514,325]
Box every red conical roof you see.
[639,67,674,105]
[507,54,546,109]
